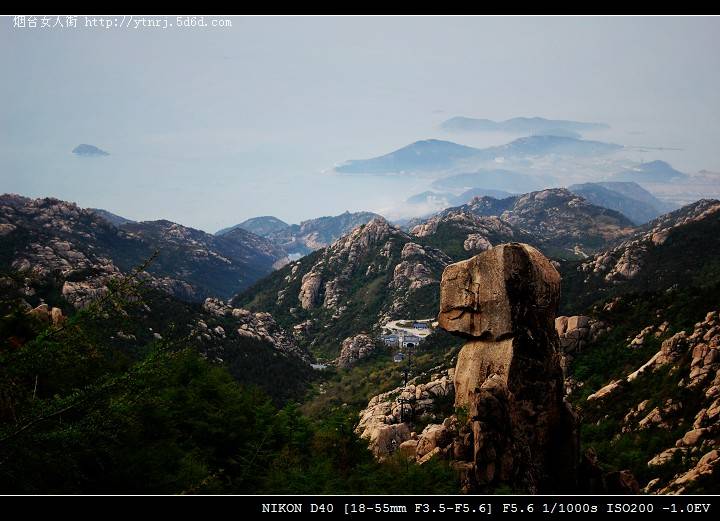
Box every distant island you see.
[72,144,110,157]
[335,139,481,174]
[440,116,609,135]
[610,160,688,183]
[335,135,621,175]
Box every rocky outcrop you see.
[0,194,288,305]
[202,298,312,364]
[27,303,65,327]
[299,271,323,309]
[391,242,451,292]
[555,315,609,374]
[411,188,635,260]
[292,217,404,315]
[463,234,492,253]
[438,243,577,493]
[438,243,560,341]
[579,199,720,285]
[587,310,720,493]
[355,369,455,458]
[62,279,111,309]
[336,334,377,368]
[657,450,719,494]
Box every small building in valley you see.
[401,335,422,349]
[381,334,399,346]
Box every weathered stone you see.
[336,334,377,369]
[361,423,411,459]
[28,303,50,323]
[454,338,514,409]
[463,234,492,253]
[677,428,708,447]
[587,380,623,402]
[648,447,686,467]
[50,307,64,326]
[298,271,322,309]
[415,423,451,459]
[417,446,442,465]
[355,368,455,459]
[438,243,576,493]
[438,243,560,340]
[567,315,590,330]
[398,439,418,459]
[202,297,312,363]
[661,449,719,492]
[555,316,569,336]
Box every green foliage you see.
[416,222,476,262]
[302,330,461,419]
[570,282,716,489]
[560,212,720,315]
[259,408,459,494]
[234,233,445,360]
[569,286,720,400]
[0,267,459,494]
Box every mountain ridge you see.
[336,135,622,175]
[569,181,676,225]
[0,194,287,303]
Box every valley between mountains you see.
[1,187,719,494]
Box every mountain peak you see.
[612,160,688,183]
[336,139,482,174]
[216,216,289,237]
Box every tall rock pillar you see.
[438,243,577,493]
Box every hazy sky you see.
[2,16,719,232]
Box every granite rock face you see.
[336,334,377,368]
[202,298,312,364]
[0,194,288,304]
[438,243,560,341]
[438,243,577,493]
[355,368,455,459]
[585,310,720,494]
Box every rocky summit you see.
[233,216,452,360]
[438,244,576,493]
[219,211,381,257]
[0,194,288,303]
[412,188,635,261]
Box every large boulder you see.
[438,243,577,493]
[336,334,377,369]
[454,338,514,408]
[438,243,560,339]
[298,271,322,309]
[415,423,451,460]
[361,423,411,459]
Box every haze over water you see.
[2,16,719,232]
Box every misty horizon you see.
[2,15,720,232]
